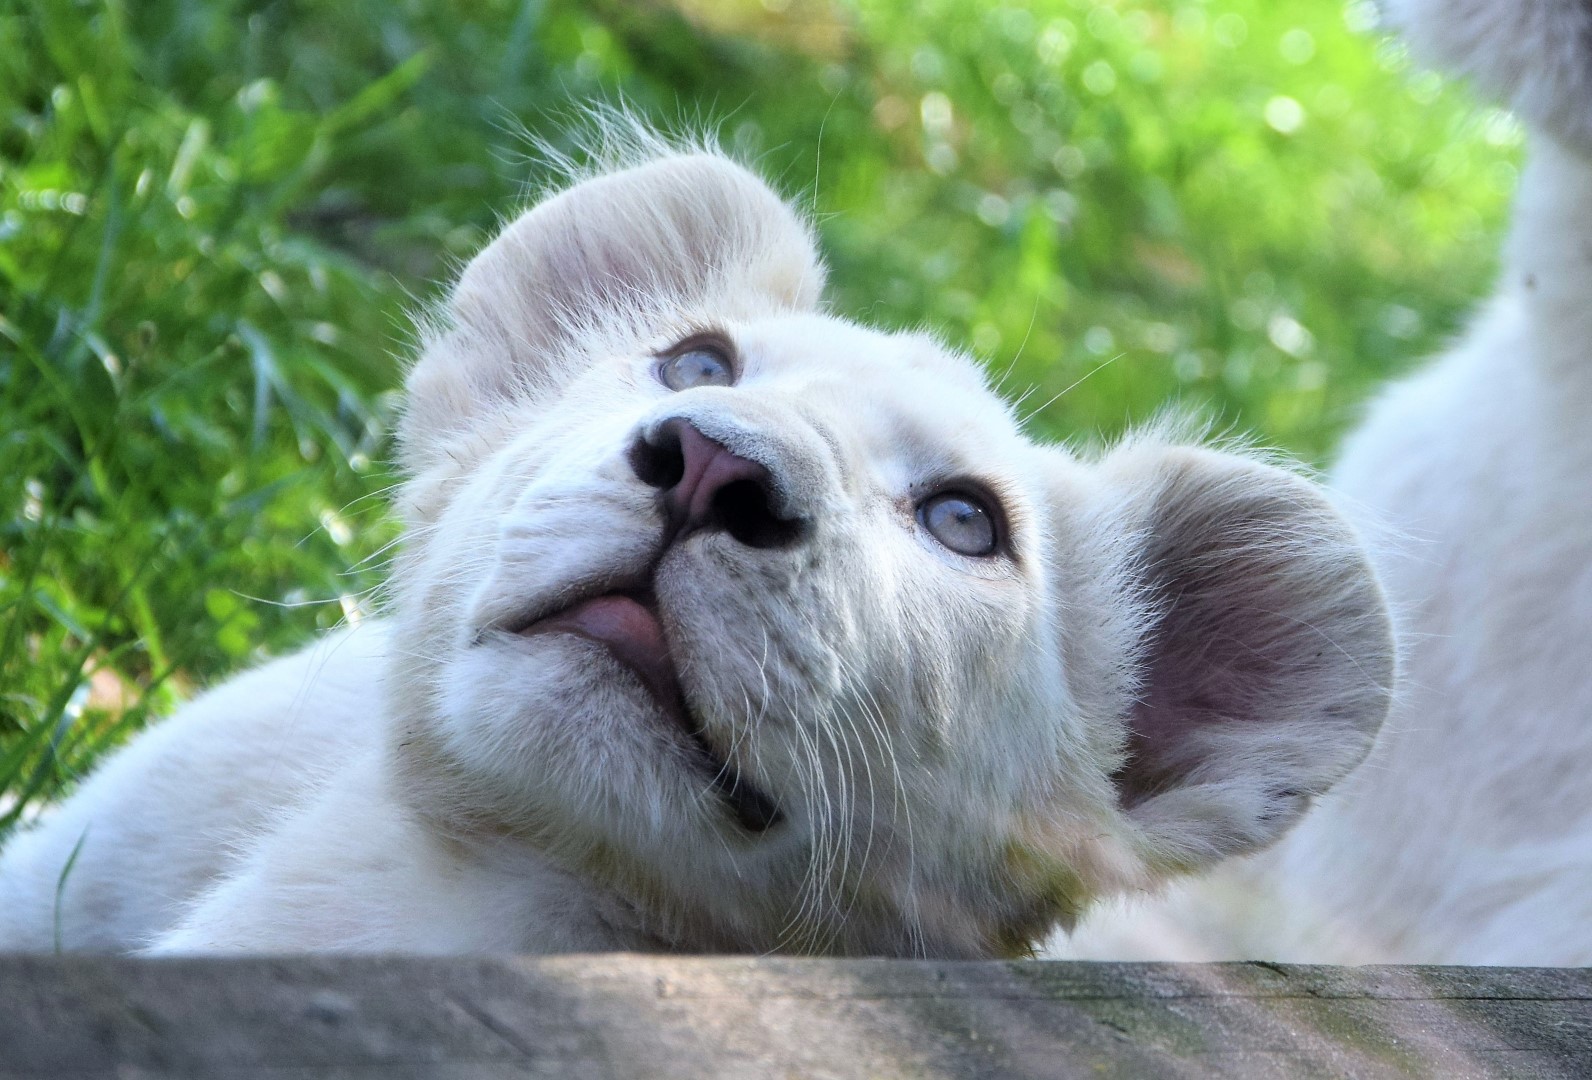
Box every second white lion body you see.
[1056,124,1592,964]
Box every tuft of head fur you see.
[378,117,1395,958]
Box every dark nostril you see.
[628,426,685,491]
[712,479,806,549]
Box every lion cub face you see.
[383,143,1395,958]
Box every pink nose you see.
[665,421,771,532]
[628,419,804,548]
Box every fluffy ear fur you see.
[1091,441,1396,873]
[397,136,825,506]
[1383,0,1592,151]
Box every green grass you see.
[0,0,1518,831]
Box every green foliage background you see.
[1,0,1518,827]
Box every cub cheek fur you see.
[977,441,1396,949]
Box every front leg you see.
[145,753,634,955]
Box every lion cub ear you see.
[1091,441,1395,874]
[398,146,825,489]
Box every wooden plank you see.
[1,957,1589,1079]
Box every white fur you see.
[0,128,1393,957]
[1054,0,1592,965]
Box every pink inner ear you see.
[1117,592,1286,807]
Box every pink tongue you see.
[536,595,681,705]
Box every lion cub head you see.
[382,135,1394,958]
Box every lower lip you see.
[522,593,678,704]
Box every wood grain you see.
[2,956,1589,1079]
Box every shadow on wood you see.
[2,956,1589,1078]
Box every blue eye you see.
[658,338,736,391]
[919,491,998,556]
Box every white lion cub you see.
[0,134,1394,956]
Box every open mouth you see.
[514,589,783,833]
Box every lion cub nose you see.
[628,419,806,549]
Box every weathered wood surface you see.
[1,957,1589,1079]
